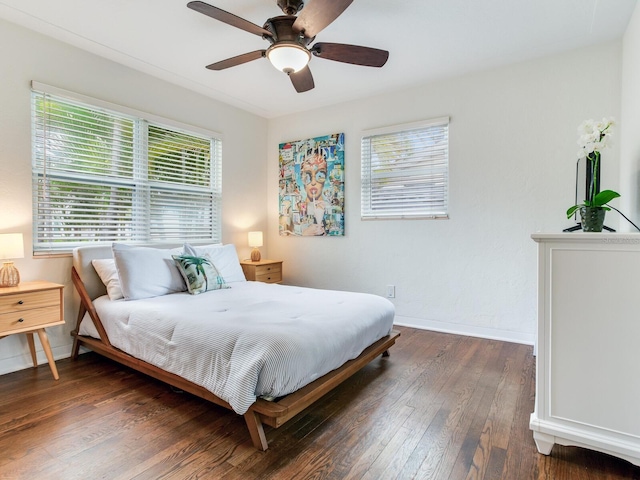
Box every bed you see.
[70,242,399,450]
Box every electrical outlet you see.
[386,285,395,298]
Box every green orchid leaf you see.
[592,190,620,206]
[566,205,580,218]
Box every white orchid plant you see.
[566,117,620,218]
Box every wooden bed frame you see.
[69,245,400,450]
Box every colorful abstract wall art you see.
[279,133,345,236]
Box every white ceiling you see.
[0,0,636,119]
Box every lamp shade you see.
[0,233,24,260]
[248,231,263,248]
[266,43,311,74]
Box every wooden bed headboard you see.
[72,243,184,302]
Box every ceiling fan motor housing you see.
[276,0,304,15]
[263,16,311,45]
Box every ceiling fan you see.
[186,0,389,93]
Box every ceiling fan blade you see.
[206,50,266,70]
[187,1,272,37]
[292,0,354,38]
[311,42,389,67]
[289,66,315,93]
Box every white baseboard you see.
[0,318,536,377]
[0,343,73,377]
[393,315,536,346]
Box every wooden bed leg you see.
[71,300,87,360]
[244,410,268,451]
[71,336,81,360]
[382,350,390,357]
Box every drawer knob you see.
[18,300,24,305]
[17,318,24,323]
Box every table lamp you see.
[0,233,25,287]
[248,231,263,262]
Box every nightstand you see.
[240,259,283,284]
[0,281,64,380]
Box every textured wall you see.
[0,16,630,375]
[0,19,268,374]
[267,42,623,344]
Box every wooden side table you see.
[240,259,283,284]
[0,281,65,380]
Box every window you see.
[361,117,449,219]
[31,82,221,254]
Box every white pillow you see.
[112,243,186,300]
[92,259,123,301]
[183,243,246,283]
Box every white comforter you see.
[80,282,395,414]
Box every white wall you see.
[267,42,623,345]
[0,15,630,375]
[0,19,268,375]
[621,2,640,229]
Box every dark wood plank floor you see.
[1,326,639,479]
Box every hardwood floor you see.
[1,326,639,479]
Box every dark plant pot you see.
[580,206,606,232]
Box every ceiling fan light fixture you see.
[266,43,311,74]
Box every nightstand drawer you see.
[254,263,281,276]
[0,281,64,380]
[240,259,283,283]
[0,305,61,334]
[255,270,282,283]
[0,289,60,314]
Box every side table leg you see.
[26,333,38,367]
[36,329,59,380]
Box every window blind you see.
[361,117,449,219]
[31,86,221,254]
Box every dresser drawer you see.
[0,289,59,315]
[0,305,61,334]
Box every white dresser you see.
[530,233,640,466]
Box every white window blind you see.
[361,117,449,219]
[31,84,221,254]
